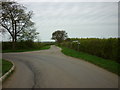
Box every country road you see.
[2,45,118,88]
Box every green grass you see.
[2,45,51,53]
[59,46,120,76]
[1,59,13,77]
[39,45,51,50]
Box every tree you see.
[51,30,68,43]
[18,27,39,41]
[0,1,34,43]
[0,26,6,34]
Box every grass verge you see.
[39,45,51,50]
[2,45,51,53]
[59,46,120,76]
[1,59,13,76]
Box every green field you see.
[59,46,120,76]
[1,59,13,76]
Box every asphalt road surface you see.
[2,45,118,88]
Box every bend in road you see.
[2,45,118,88]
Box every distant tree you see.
[51,30,68,43]
[0,1,34,43]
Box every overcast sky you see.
[2,0,118,41]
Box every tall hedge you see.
[61,38,118,62]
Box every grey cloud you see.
[19,2,118,41]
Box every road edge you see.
[0,60,15,82]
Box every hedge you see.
[60,38,119,62]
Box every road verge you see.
[0,60,15,82]
[59,46,120,76]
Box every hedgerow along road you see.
[2,45,118,88]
